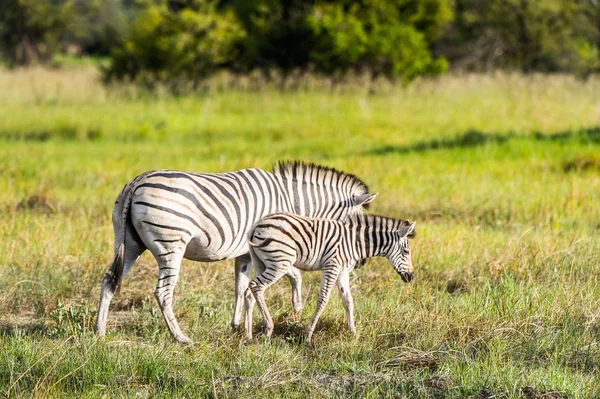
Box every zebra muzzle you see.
[399,271,413,283]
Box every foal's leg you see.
[248,259,290,339]
[243,252,263,339]
[237,258,302,331]
[286,266,303,315]
[305,265,341,345]
[336,270,356,334]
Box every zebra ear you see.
[353,192,378,207]
[404,222,416,238]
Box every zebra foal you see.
[245,212,416,344]
[94,161,377,343]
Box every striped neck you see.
[351,215,410,259]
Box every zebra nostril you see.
[400,272,413,283]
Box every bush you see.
[305,0,451,78]
[104,0,245,88]
[68,0,132,56]
[104,0,451,86]
[233,0,451,78]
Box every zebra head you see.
[388,221,416,283]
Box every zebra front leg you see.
[243,288,255,339]
[286,266,303,317]
[232,255,252,331]
[248,263,289,339]
[154,253,191,344]
[336,270,356,335]
[305,266,341,345]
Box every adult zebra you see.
[94,161,377,343]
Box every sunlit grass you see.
[0,67,599,397]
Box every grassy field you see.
[1,67,599,398]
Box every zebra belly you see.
[183,237,249,262]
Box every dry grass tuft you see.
[377,347,441,371]
[16,193,55,213]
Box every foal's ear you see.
[352,192,378,207]
[403,221,416,238]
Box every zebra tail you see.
[106,172,148,294]
[106,243,125,294]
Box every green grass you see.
[1,67,599,398]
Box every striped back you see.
[126,161,376,260]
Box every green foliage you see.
[307,1,450,78]
[68,0,132,56]
[439,0,600,75]
[104,0,451,84]
[0,0,74,65]
[232,0,451,78]
[48,300,96,339]
[307,4,369,74]
[1,0,599,77]
[104,0,245,88]
[228,0,315,72]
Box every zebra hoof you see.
[263,322,274,338]
[175,335,193,345]
[291,311,302,323]
[305,327,316,347]
[292,302,303,315]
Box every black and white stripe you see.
[245,212,416,344]
[94,161,377,343]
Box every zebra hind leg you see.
[153,250,191,344]
[244,251,263,339]
[248,261,290,339]
[94,236,145,337]
[286,267,303,320]
[231,255,252,331]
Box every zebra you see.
[245,212,416,344]
[94,161,378,343]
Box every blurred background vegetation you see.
[0,0,599,88]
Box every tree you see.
[0,0,74,65]
[68,0,133,56]
[104,0,245,87]
[229,0,452,78]
[307,0,451,78]
[436,0,600,75]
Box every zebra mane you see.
[272,160,370,200]
[349,214,415,237]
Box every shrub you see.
[104,0,245,89]
[104,0,452,86]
